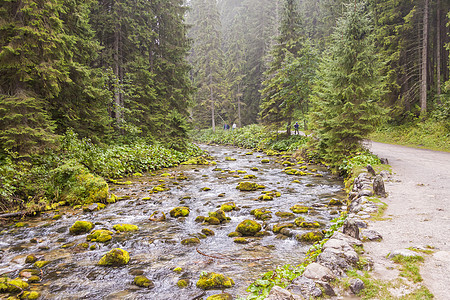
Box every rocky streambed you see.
[0,145,347,299]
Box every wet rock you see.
[220,202,236,212]
[69,220,94,235]
[366,164,376,176]
[204,217,220,225]
[380,170,390,179]
[297,221,320,228]
[86,229,113,243]
[359,189,373,197]
[234,237,250,244]
[236,182,265,191]
[83,202,106,212]
[316,280,336,296]
[267,285,302,300]
[272,223,294,234]
[25,254,37,264]
[98,248,130,266]
[34,260,50,268]
[206,293,233,300]
[113,224,139,232]
[279,228,294,237]
[0,277,29,293]
[236,220,262,236]
[373,175,386,197]
[295,231,323,243]
[208,209,227,223]
[251,208,272,220]
[170,207,190,218]
[290,205,309,214]
[149,211,166,222]
[177,279,189,288]
[288,276,322,298]
[181,238,200,246]
[28,275,40,283]
[201,228,215,236]
[349,278,365,294]
[293,217,305,226]
[227,231,242,238]
[342,219,360,240]
[302,263,336,281]
[360,229,382,241]
[195,216,206,223]
[19,269,40,278]
[196,272,234,290]
[133,275,154,288]
[328,199,343,206]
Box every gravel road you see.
[366,142,450,299]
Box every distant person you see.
[232,123,237,130]
[226,124,230,130]
[294,122,299,135]
[224,124,227,130]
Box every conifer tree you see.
[309,0,385,167]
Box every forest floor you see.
[366,141,450,299]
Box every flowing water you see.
[0,145,345,299]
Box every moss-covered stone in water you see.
[195,216,206,223]
[220,202,236,212]
[20,291,41,299]
[237,170,247,174]
[177,279,189,288]
[227,231,241,237]
[257,194,273,201]
[290,205,309,214]
[234,237,250,244]
[0,278,29,293]
[15,222,26,228]
[201,228,215,236]
[98,248,130,266]
[173,267,183,273]
[251,208,272,220]
[34,260,50,268]
[202,187,211,191]
[27,275,40,283]
[261,159,270,163]
[275,211,295,219]
[236,182,265,191]
[292,180,301,184]
[181,238,200,246]
[133,275,154,288]
[207,293,233,300]
[293,216,305,226]
[298,222,320,228]
[52,214,62,220]
[69,220,94,235]
[328,199,343,206]
[113,224,138,232]
[196,272,235,290]
[225,157,236,161]
[250,167,259,171]
[89,244,97,250]
[208,210,227,223]
[18,269,40,278]
[296,231,324,243]
[86,229,113,243]
[149,211,166,222]
[243,174,256,179]
[272,223,294,234]
[170,207,190,218]
[25,254,37,264]
[236,219,262,236]
[204,217,220,225]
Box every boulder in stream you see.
[98,248,130,266]
[69,220,94,235]
[149,211,166,222]
[250,208,272,220]
[181,238,200,246]
[133,275,154,288]
[236,182,265,191]
[113,224,139,232]
[196,272,235,290]
[206,293,233,300]
[220,202,236,212]
[290,205,309,214]
[86,229,113,243]
[236,219,262,236]
[170,207,190,218]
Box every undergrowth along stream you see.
[0,144,347,299]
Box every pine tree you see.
[310,0,386,167]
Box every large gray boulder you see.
[373,175,386,197]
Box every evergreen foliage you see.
[309,1,386,166]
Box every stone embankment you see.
[266,167,388,299]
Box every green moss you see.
[113,224,138,232]
[34,260,50,268]
[225,157,236,161]
[227,231,242,238]
[52,214,62,220]
[250,208,272,220]
[272,223,294,233]
[173,267,183,273]
[296,231,324,243]
[250,167,259,171]
[170,207,190,218]
[89,244,97,250]
[261,159,270,163]
[293,217,305,226]
[0,278,29,293]
[196,272,235,290]
[290,205,309,214]
[177,279,189,288]
[149,211,166,222]
[298,222,320,228]
[134,275,154,288]
[328,199,344,206]
[257,194,273,201]
[69,220,94,235]
[201,228,215,236]
[181,238,200,245]
[86,229,113,243]
[25,255,37,264]
[204,217,220,225]
[195,216,206,223]
[14,222,26,228]
[98,248,130,266]
[77,242,89,249]
[236,219,262,236]
[237,170,247,174]
[202,187,211,191]
[220,202,236,212]
[20,291,40,300]
[275,211,295,218]
[27,276,40,283]
[234,237,250,244]
[236,182,265,191]
[208,210,227,223]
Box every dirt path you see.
[366,142,450,299]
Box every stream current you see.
[0,145,345,299]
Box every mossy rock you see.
[86,229,113,243]
[177,279,189,288]
[243,174,256,179]
[227,231,242,238]
[204,217,220,225]
[261,159,270,164]
[290,205,309,214]
[77,242,89,249]
[275,211,295,219]
[0,278,29,293]
[202,187,211,191]
[69,220,94,235]
[272,223,294,234]
[25,254,37,264]
[281,161,295,166]
[250,208,272,220]
[237,170,247,174]
[196,272,235,290]
[328,199,344,206]
[195,216,206,223]
[293,217,305,226]
[201,228,215,236]
[89,244,97,250]
[236,182,265,191]
[208,209,227,223]
[107,194,118,203]
[149,211,166,222]
[98,248,130,266]
[236,219,262,236]
[206,293,233,300]
[113,224,138,232]
[296,231,324,243]
[34,260,50,268]
[245,152,253,155]
[52,214,62,220]
[233,237,250,244]
[173,267,183,273]
[225,157,236,161]
[255,231,271,237]
[133,275,154,288]
[19,291,40,299]
[170,207,190,218]
[298,222,320,228]
[18,269,40,278]
[218,193,225,198]
[27,275,40,283]
[250,167,259,171]
[181,238,200,246]
[220,202,236,212]
[257,194,273,201]
[292,180,301,184]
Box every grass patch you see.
[391,255,424,283]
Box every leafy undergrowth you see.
[370,120,450,152]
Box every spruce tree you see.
[309,0,385,167]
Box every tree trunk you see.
[237,82,241,128]
[210,74,215,132]
[420,0,428,117]
[436,0,441,99]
